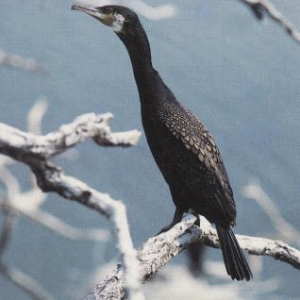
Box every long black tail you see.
[216,225,252,281]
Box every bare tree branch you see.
[0,262,55,300]
[85,214,300,300]
[0,158,110,242]
[196,216,300,270]
[0,48,49,75]
[85,214,200,300]
[243,178,300,247]
[238,235,300,269]
[0,112,141,161]
[28,163,145,300]
[21,209,110,241]
[81,0,177,20]
[0,100,54,300]
[0,196,17,257]
[1,99,111,243]
[27,97,49,136]
[239,0,300,44]
[2,112,300,299]
[0,111,144,300]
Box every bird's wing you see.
[164,102,236,219]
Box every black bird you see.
[72,4,252,281]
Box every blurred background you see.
[0,0,300,299]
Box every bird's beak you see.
[71,4,115,28]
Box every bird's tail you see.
[216,225,252,281]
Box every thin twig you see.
[20,209,110,241]
[243,179,300,247]
[239,0,300,44]
[0,48,49,75]
[0,196,17,258]
[0,262,55,300]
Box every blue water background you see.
[0,0,300,299]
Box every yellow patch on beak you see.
[100,14,115,27]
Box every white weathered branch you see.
[0,197,16,257]
[0,111,144,300]
[196,216,300,270]
[85,214,200,300]
[0,262,55,300]
[2,110,300,300]
[123,0,177,20]
[239,0,300,44]
[0,158,110,242]
[238,235,300,269]
[0,193,53,300]
[79,0,177,20]
[27,97,49,136]
[85,214,300,300]
[21,209,110,241]
[0,48,48,75]
[28,164,145,300]
[243,179,300,247]
[0,112,141,160]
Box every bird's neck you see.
[117,30,162,104]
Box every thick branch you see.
[28,163,145,300]
[238,235,300,269]
[86,215,300,300]
[85,214,200,300]
[0,113,141,161]
[0,113,144,300]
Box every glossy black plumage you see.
[72,4,252,281]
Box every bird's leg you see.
[157,208,184,235]
[186,241,206,277]
[192,211,200,227]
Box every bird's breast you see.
[141,105,200,178]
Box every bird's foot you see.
[194,214,200,227]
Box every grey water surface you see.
[0,1,300,299]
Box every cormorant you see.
[72,4,252,281]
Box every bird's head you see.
[71,4,139,34]
[72,4,151,68]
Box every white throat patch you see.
[112,13,125,32]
